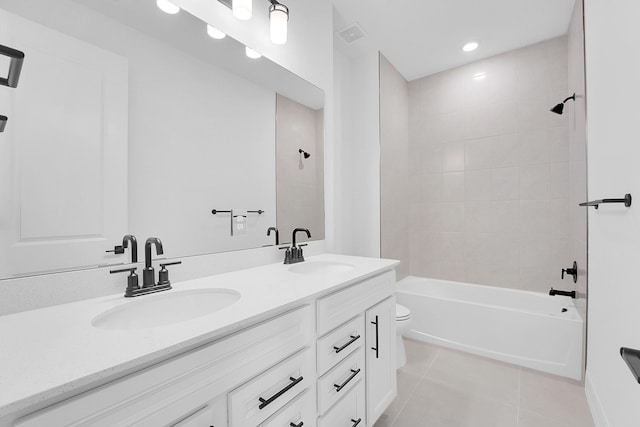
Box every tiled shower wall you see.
[407,37,574,293]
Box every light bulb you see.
[245,46,262,59]
[269,3,289,45]
[462,41,479,52]
[207,25,226,40]
[156,0,180,15]
[233,0,252,20]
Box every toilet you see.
[395,303,412,369]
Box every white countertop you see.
[0,254,398,418]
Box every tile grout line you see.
[516,367,522,427]
[390,347,441,427]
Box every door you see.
[0,9,128,277]
[365,296,396,424]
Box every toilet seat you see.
[396,303,411,321]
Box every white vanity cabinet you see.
[4,263,398,427]
[315,270,396,427]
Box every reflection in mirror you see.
[276,94,325,245]
[0,0,324,279]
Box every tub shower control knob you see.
[561,261,578,283]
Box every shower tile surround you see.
[406,37,574,293]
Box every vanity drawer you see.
[317,348,365,415]
[316,270,394,336]
[258,389,316,427]
[229,348,314,427]
[318,380,365,427]
[317,315,364,376]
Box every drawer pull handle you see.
[333,369,360,392]
[371,316,379,359]
[333,334,361,353]
[289,422,303,427]
[258,376,304,410]
[351,418,362,427]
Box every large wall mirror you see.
[0,0,325,279]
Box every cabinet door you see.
[365,297,396,425]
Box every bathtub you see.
[396,276,584,380]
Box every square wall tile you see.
[491,167,519,201]
[442,141,465,172]
[443,172,465,201]
[466,170,492,201]
[443,201,465,232]
[520,164,550,200]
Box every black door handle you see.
[258,376,303,410]
[333,369,360,392]
[351,418,362,427]
[334,334,361,353]
[289,422,303,427]
[371,315,379,359]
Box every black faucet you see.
[292,228,311,247]
[549,287,576,298]
[267,227,280,245]
[105,234,138,264]
[280,228,310,264]
[143,237,164,288]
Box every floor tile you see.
[400,338,440,376]
[518,409,573,427]
[422,347,520,405]
[391,379,518,427]
[519,369,595,427]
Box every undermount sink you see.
[92,289,241,330]
[288,261,355,275]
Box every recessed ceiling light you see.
[157,0,180,14]
[462,41,479,52]
[245,46,262,59]
[207,25,226,40]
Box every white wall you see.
[333,47,381,258]
[584,0,640,425]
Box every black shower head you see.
[550,103,565,115]
[550,93,576,115]
[299,149,311,159]
[0,115,7,133]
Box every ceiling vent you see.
[337,23,365,44]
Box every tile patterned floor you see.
[373,339,595,427]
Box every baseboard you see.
[585,371,610,427]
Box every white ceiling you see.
[333,0,576,81]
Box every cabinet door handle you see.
[371,315,379,359]
[289,422,304,427]
[258,376,303,410]
[333,368,360,392]
[351,418,362,427]
[333,334,361,353]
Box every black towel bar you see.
[579,194,631,209]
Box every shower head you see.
[299,149,311,159]
[0,115,6,133]
[550,93,576,115]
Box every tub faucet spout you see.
[549,287,576,298]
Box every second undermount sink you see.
[92,288,241,330]
[288,261,355,275]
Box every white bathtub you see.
[396,276,584,380]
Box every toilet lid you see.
[396,303,411,320]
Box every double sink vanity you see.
[0,254,398,427]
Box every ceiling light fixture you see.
[245,46,262,59]
[219,0,290,45]
[462,41,479,52]
[269,0,289,45]
[156,0,180,15]
[207,24,226,40]
[233,0,252,20]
